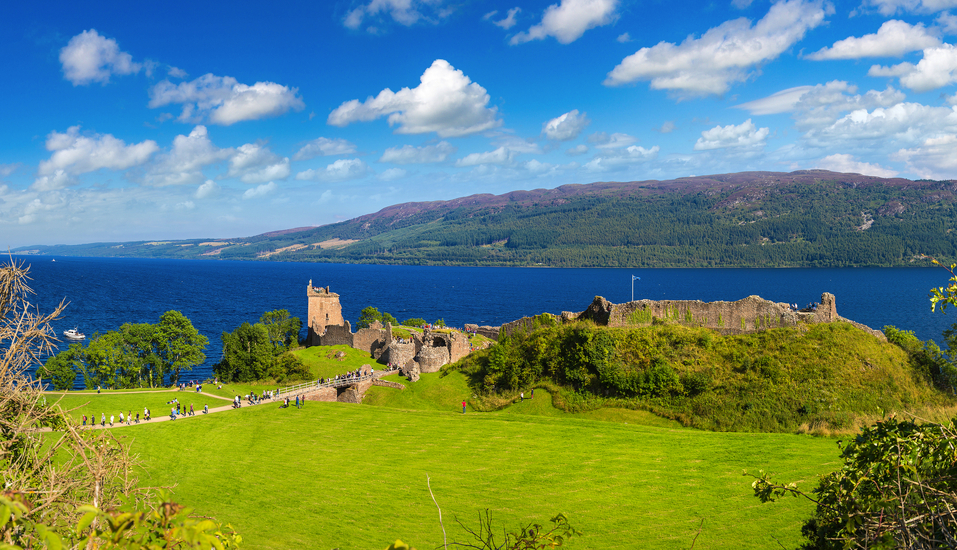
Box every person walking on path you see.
[119,412,124,424]
[462,400,466,414]
[109,415,114,427]
[203,404,208,414]
[101,413,105,427]
[520,392,524,402]
[189,404,194,416]
[82,414,87,427]
[127,411,131,425]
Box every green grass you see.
[292,344,376,379]
[120,400,840,550]
[47,390,227,423]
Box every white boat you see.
[63,328,85,341]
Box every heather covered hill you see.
[16,170,957,267]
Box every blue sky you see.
[4,0,957,248]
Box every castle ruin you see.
[306,282,476,374]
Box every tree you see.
[357,306,383,329]
[156,310,208,384]
[36,343,82,390]
[434,318,447,328]
[403,318,427,327]
[259,309,302,352]
[215,322,274,382]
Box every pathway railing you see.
[276,374,376,397]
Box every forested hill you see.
[15,170,957,267]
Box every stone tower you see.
[307,281,344,345]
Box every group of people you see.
[82,408,151,427]
[170,402,200,419]
[281,394,305,409]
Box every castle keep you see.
[307,281,344,345]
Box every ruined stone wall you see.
[575,292,884,339]
[317,321,354,347]
[372,379,406,390]
[416,345,450,373]
[307,283,344,345]
[354,325,389,358]
[383,340,416,367]
[337,380,374,403]
[500,313,560,338]
[448,332,471,363]
[465,324,501,340]
[303,386,337,402]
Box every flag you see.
[632,275,641,281]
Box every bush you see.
[402,318,426,327]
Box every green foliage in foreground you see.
[453,321,954,432]
[0,490,241,550]
[752,416,957,549]
[357,306,398,329]
[121,387,839,549]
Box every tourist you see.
[203,404,208,414]
[109,415,114,427]
[171,407,176,420]
[144,406,149,421]
[82,414,87,427]
[462,400,466,414]
[135,413,139,424]
[531,389,534,399]
[101,413,105,427]
[520,392,524,402]
[295,395,299,409]
[118,412,123,425]
[190,404,194,416]
[127,410,132,425]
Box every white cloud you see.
[806,20,939,60]
[937,11,957,34]
[0,164,17,178]
[455,147,519,167]
[379,141,456,164]
[733,0,755,7]
[292,137,358,161]
[804,102,957,147]
[542,110,590,141]
[736,81,907,132]
[59,29,141,85]
[694,119,770,150]
[512,0,619,44]
[35,126,158,187]
[894,133,957,177]
[583,145,659,171]
[861,0,957,15]
[491,7,521,29]
[605,0,827,96]
[735,86,814,115]
[196,179,219,199]
[378,167,408,181]
[242,181,277,200]
[328,59,501,137]
[31,170,71,192]
[566,144,589,155]
[492,135,542,153]
[816,154,898,177]
[168,66,188,79]
[228,143,291,184]
[175,200,196,210]
[869,43,957,91]
[617,32,632,43]
[295,159,372,182]
[656,121,677,133]
[149,74,304,125]
[344,0,452,31]
[142,126,232,186]
[588,132,637,148]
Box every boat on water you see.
[63,328,85,341]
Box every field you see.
[67,371,843,550]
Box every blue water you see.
[18,256,957,382]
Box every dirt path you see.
[52,391,294,430]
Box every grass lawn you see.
[292,344,377,379]
[115,372,840,549]
[47,391,225,423]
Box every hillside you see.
[451,320,956,433]
[15,169,957,267]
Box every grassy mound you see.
[453,321,956,433]
[115,399,838,549]
[291,344,376,379]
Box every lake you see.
[16,255,957,382]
